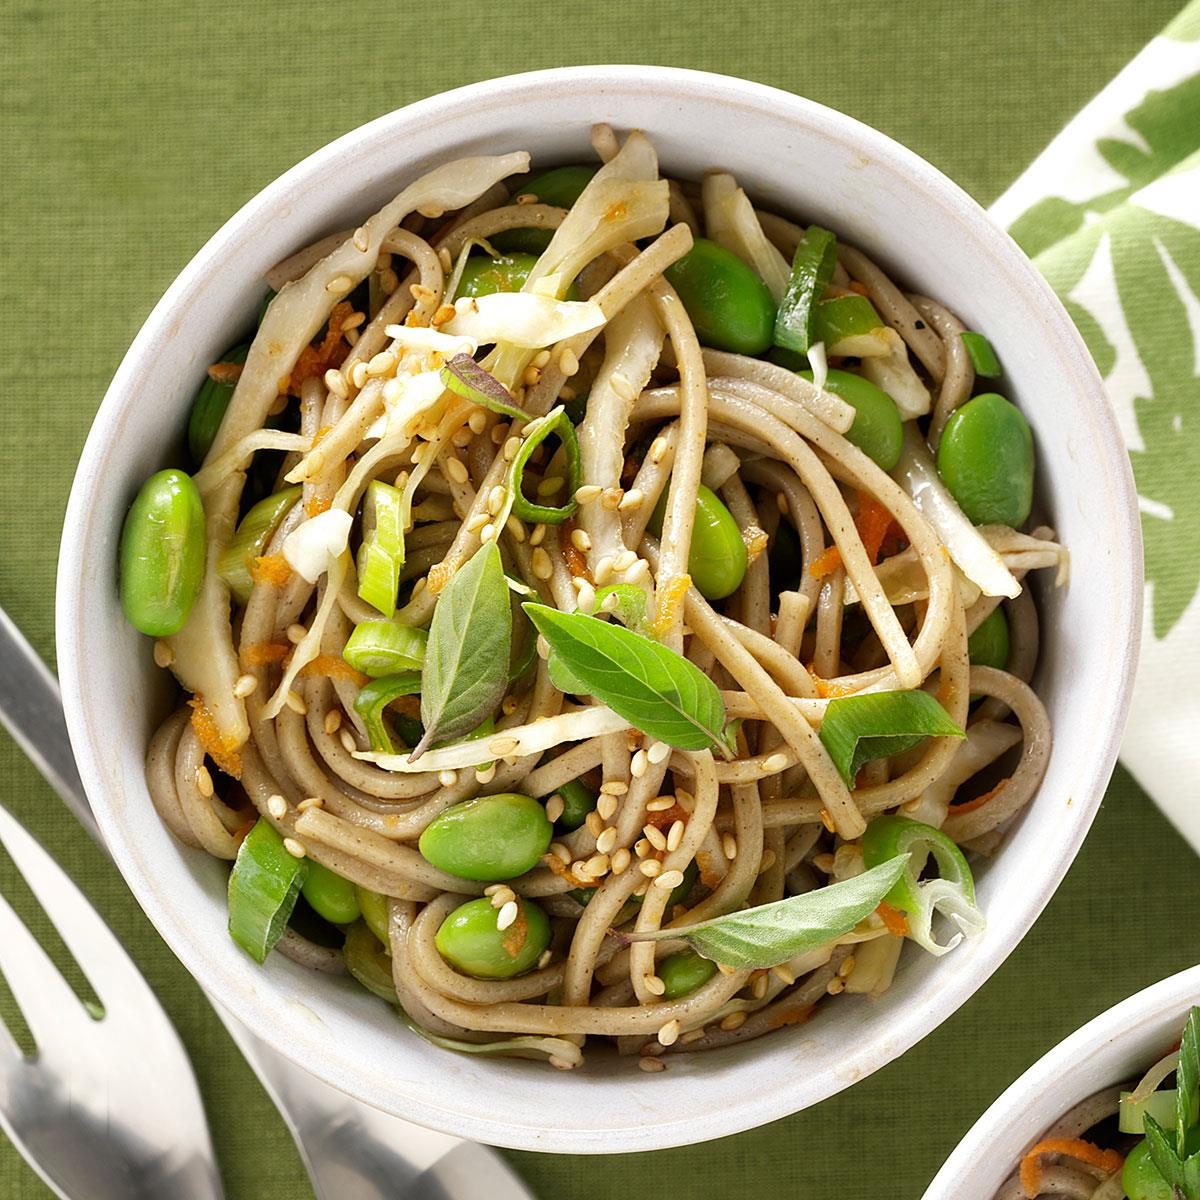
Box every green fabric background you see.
[0,1,1194,1196]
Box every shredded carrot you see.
[304,495,332,518]
[284,302,353,396]
[743,525,769,565]
[312,424,333,446]
[876,901,909,937]
[818,808,836,833]
[950,777,1009,815]
[767,1003,815,1030]
[207,361,244,385]
[809,545,843,579]
[810,672,857,699]
[250,553,292,587]
[187,696,243,779]
[233,817,257,842]
[241,641,291,666]
[298,655,369,686]
[1019,1139,1123,1198]
[848,280,870,296]
[854,492,896,566]
[696,851,721,891]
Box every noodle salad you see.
[118,125,1065,1072]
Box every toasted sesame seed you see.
[643,824,667,851]
[491,422,511,446]
[438,770,458,787]
[572,859,594,880]
[536,475,563,499]
[618,489,644,512]
[634,838,651,858]
[650,436,669,465]
[445,457,469,484]
[647,741,671,766]
[549,842,572,865]
[585,810,604,838]
[752,973,770,1000]
[665,819,685,853]
[475,763,497,784]
[639,858,663,878]
[655,868,685,891]
[531,548,553,580]
[643,974,666,996]
[681,1028,706,1045]
[466,511,490,534]
[267,794,288,819]
[467,409,488,435]
[326,274,353,294]
[758,849,777,874]
[285,690,308,716]
[352,227,369,252]
[496,900,519,931]
[585,853,610,876]
[646,796,675,812]
[488,884,516,907]
[596,793,619,821]
[595,827,618,854]
[576,582,596,614]
[339,728,358,754]
[486,485,507,515]
[720,1011,747,1031]
[601,487,624,511]
[570,528,592,553]
[283,837,307,859]
[298,796,324,813]
[152,639,175,668]
[574,484,601,505]
[438,247,453,271]
[545,794,565,822]
[503,436,521,461]
[611,847,631,874]
[522,365,542,388]
[537,949,553,969]
[657,1019,680,1047]
[233,673,257,698]
[479,523,497,544]
[722,833,738,860]
[762,752,789,773]
[638,1055,666,1073]
[488,735,520,757]
[613,549,637,572]
[826,977,845,996]
[530,348,551,369]
[771,964,796,986]
[536,634,550,659]
[529,523,546,547]
[626,558,650,584]
[630,749,649,779]
[559,348,580,376]
[195,765,214,797]
[600,780,628,797]
[367,350,397,377]
[812,852,835,874]
[506,515,526,542]
[286,623,307,644]
[324,368,349,399]
[839,955,857,978]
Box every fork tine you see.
[0,802,148,1010]
[0,885,95,1052]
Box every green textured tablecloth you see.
[2,2,1196,1196]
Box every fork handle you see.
[0,608,100,845]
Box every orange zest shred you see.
[876,901,909,937]
[241,641,291,667]
[695,851,722,891]
[250,553,292,587]
[311,424,333,446]
[1019,1139,1123,1198]
[284,303,354,397]
[854,492,897,566]
[767,1003,815,1030]
[743,525,769,565]
[298,655,369,686]
[207,361,244,385]
[810,671,857,699]
[808,545,843,579]
[951,777,1009,815]
[542,853,595,889]
[187,696,244,779]
[426,560,453,596]
[305,495,332,518]
[644,802,687,831]
[500,904,529,958]
[561,529,591,580]
[651,573,691,639]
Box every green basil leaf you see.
[619,855,909,969]
[411,542,511,760]
[523,604,732,755]
[1146,1115,1188,1193]
[819,690,965,787]
[1178,1007,1200,1153]
[440,353,532,421]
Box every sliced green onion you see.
[227,818,307,964]
[357,480,406,617]
[774,226,837,354]
[961,330,1002,377]
[343,920,399,1002]
[1121,1089,1178,1135]
[812,294,886,354]
[440,352,532,421]
[353,671,422,753]
[861,815,983,957]
[356,887,391,945]
[509,406,581,525]
[343,621,428,678]
[595,583,650,633]
[217,487,301,604]
[819,691,964,787]
[188,342,249,464]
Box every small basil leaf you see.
[1146,1115,1188,1193]
[1178,1006,1200,1153]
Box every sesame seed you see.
[488,885,516,907]
[479,523,497,544]
[438,247,453,271]
[488,735,520,757]
[466,511,489,534]
[307,449,327,476]
[592,556,614,586]
[600,591,619,613]
[153,639,174,668]
[717,963,736,976]
[613,550,637,572]
[351,361,369,389]
[577,583,596,614]
[506,515,526,542]
[503,436,521,461]
[324,369,349,399]
[326,274,353,294]
[657,1019,680,1047]
[486,485,507,515]
[559,384,577,401]
[285,690,307,716]
[820,808,836,832]
[267,794,287,819]
[655,868,685,891]
[283,837,307,859]
[839,955,857,978]
[367,351,397,377]
[286,623,307,644]
[339,728,358,754]
[496,900,519,931]
[559,348,580,376]
[468,409,488,434]
[634,838,651,858]
[646,796,675,812]
[762,752,789,773]
[752,973,769,1000]
[438,770,458,787]
[353,227,369,252]
[195,765,214,797]
[643,824,667,851]
[720,1011,747,1031]
[548,1055,575,1071]
[611,847,631,875]
[380,268,400,294]
[544,794,565,822]
[531,349,552,369]
[298,796,324,813]
[570,528,592,553]
[532,548,553,580]
[475,763,497,784]
[522,366,542,388]
[601,487,624,511]
[572,859,594,881]
[626,558,651,584]
[596,793,619,821]
[631,749,649,778]
[491,422,510,446]
[585,810,604,838]
[638,1056,666,1073]
[574,484,601,504]
[643,974,666,996]
[537,950,553,969]
[722,833,738,860]
[596,827,618,854]
[681,1028,706,1045]
[665,819,685,853]
[585,853,610,876]
[610,372,635,402]
[445,457,469,484]
[771,964,796,986]
[639,858,663,878]
[812,852,835,874]
[536,634,550,659]
[549,842,572,865]
[600,780,628,797]
[501,696,519,716]
[618,489,644,512]
[529,523,546,547]
[826,977,846,996]
[234,673,258,698]
[650,437,669,465]
[758,849,777,874]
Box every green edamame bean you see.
[658,950,717,999]
[1122,1137,1176,1200]
[188,343,249,464]
[492,165,596,255]
[356,887,390,945]
[649,483,747,600]
[119,468,207,637]
[435,895,551,979]
[455,253,579,302]
[664,238,776,355]
[799,368,903,470]
[936,393,1034,527]
[418,793,552,882]
[553,779,597,832]
[967,606,1010,670]
[301,862,361,925]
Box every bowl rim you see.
[56,64,1143,1152]
[923,965,1200,1198]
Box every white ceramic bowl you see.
[925,966,1200,1198]
[57,66,1141,1153]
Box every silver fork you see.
[0,606,534,1200]
[0,801,223,1199]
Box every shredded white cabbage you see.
[701,172,791,300]
[860,328,931,418]
[282,509,353,582]
[443,293,606,348]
